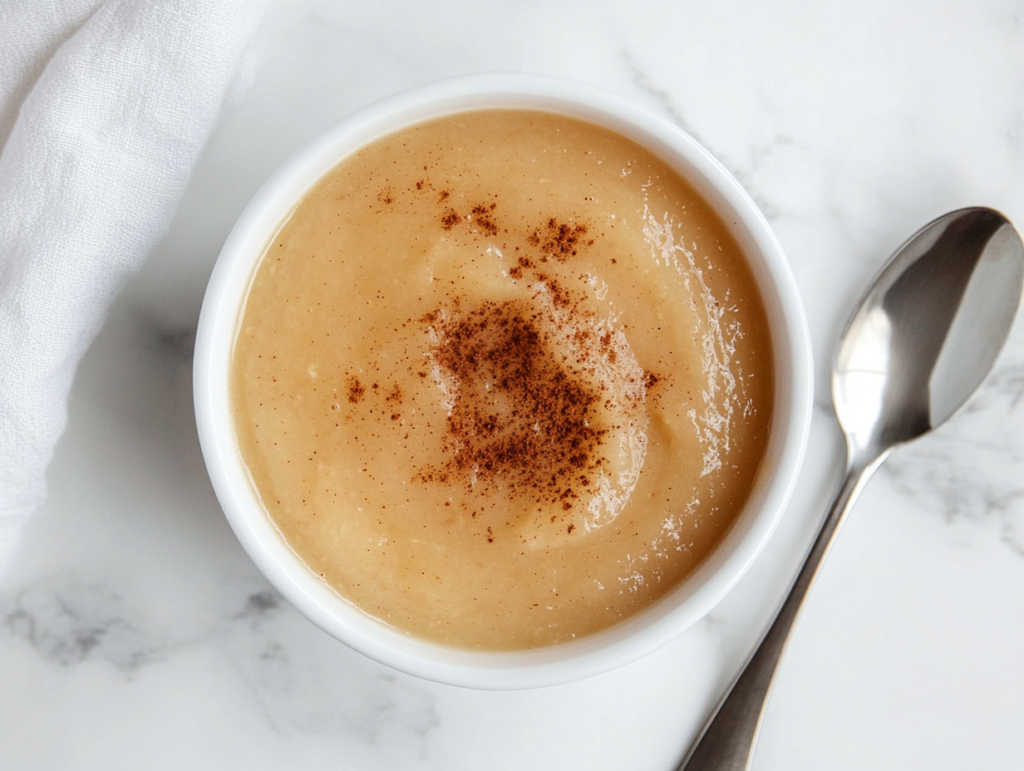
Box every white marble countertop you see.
[3,1,1024,769]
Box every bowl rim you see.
[193,72,813,690]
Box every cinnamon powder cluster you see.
[358,180,657,526]
[416,299,609,511]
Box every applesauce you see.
[231,109,773,650]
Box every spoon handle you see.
[678,450,885,770]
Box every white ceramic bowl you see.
[194,73,813,690]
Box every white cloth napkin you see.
[0,0,271,577]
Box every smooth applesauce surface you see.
[231,109,773,650]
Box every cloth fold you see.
[0,0,271,577]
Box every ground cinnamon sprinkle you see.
[526,218,592,261]
[416,298,608,512]
[346,376,365,403]
[440,208,461,230]
[471,202,499,235]
[406,199,659,523]
[340,183,658,539]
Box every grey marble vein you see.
[226,587,441,752]
[0,577,166,672]
[621,50,694,135]
[0,574,441,753]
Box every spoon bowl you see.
[679,207,1024,770]
[835,208,1024,459]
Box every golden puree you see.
[231,110,773,650]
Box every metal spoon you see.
[679,207,1024,770]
